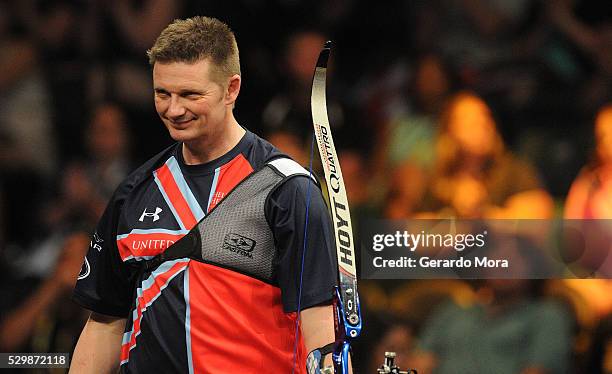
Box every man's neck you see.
[182,117,246,165]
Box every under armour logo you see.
[139,207,163,222]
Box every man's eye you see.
[155,91,169,98]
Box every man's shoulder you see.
[244,131,320,186]
[112,143,179,201]
[243,130,288,169]
[267,158,312,179]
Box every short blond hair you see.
[147,16,241,86]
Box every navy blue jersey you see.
[73,130,337,373]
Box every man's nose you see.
[166,95,187,118]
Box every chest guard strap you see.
[142,157,316,274]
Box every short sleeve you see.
[72,185,135,317]
[266,175,338,313]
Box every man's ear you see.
[225,74,241,106]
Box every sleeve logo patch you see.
[78,257,90,280]
[91,231,104,252]
[222,233,256,258]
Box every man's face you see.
[449,97,497,157]
[153,59,228,143]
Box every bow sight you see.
[377,352,418,374]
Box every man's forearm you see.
[70,313,126,374]
[301,304,353,373]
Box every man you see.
[70,16,338,373]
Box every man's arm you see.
[301,304,353,373]
[69,313,126,374]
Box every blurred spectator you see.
[83,102,132,199]
[413,0,540,98]
[377,54,453,170]
[11,103,131,280]
[384,161,428,219]
[565,104,612,219]
[0,233,89,353]
[545,0,612,113]
[338,149,380,263]
[262,30,329,141]
[16,0,94,163]
[43,103,131,235]
[587,313,612,374]
[0,1,56,176]
[339,149,378,216]
[564,104,612,337]
[416,92,554,219]
[88,0,181,158]
[377,54,453,218]
[413,278,573,374]
[411,0,611,156]
[262,30,366,153]
[95,0,180,106]
[414,0,536,61]
[0,1,56,248]
[0,102,131,359]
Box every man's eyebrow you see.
[153,88,205,95]
[178,89,204,95]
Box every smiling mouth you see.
[169,119,195,127]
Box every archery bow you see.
[310,41,362,374]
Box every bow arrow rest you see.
[309,40,362,373]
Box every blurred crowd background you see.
[0,0,611,373]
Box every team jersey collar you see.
[175,129,253,175]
